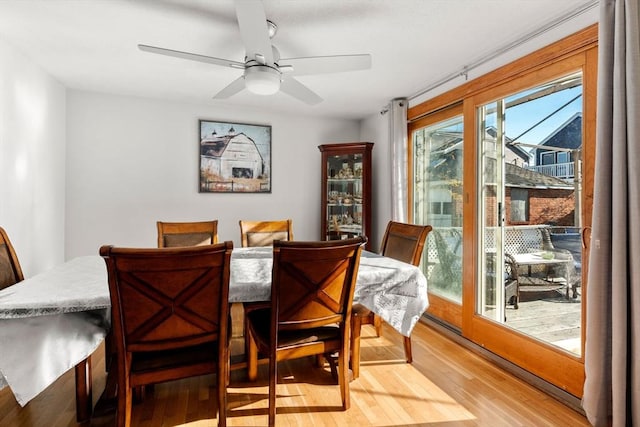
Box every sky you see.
[505,85,582,146]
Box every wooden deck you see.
[0,317,589,426]
[505,287,582,355]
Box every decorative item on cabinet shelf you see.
[338,165,354,179]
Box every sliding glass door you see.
[477,73,584,356]
[408,26,597,397]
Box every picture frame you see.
[199,119,272,193]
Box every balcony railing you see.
[526,162,575,180]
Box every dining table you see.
[0,246,428,421]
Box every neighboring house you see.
[530,112,582,181]
[505,163,575,226]
[485,127,531,167]
[422,126,574,227]
[200,128,265,181]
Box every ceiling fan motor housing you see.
[244,64,282,95]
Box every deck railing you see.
[526,162,574,180]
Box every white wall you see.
[65,91,360,258]
[360,111,391,248]
[0,36,66,276]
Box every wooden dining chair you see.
[245,237,365,427]
[100,242,233,427]
[350,221,432,378]
[239,219,294,356]
[239,219,293,247]
[0,226,24,290]
[157,220,218,247]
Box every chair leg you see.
[74,356,92,423]
[247,329,259,381]
[351,314,362,379]
[268,351,277,427]
[133,386,145,402]
[325,353,339,382]
[339,346,350,410]
[373,314,383,337]
[403,335,413,363]
[218,351,228,427]
[117,379,132,427]
[243,307,251,365]
[314,354,324,368]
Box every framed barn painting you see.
[199,120,272,193]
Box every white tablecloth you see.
[230,248,428,335]
[0,249,428,406]
[0,256,109,318]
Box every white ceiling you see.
[0,0,597,120]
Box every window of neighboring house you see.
[541,151,555,165]
[510,188,529,223]
[558,151,569,164]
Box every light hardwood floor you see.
[0,319,590,427]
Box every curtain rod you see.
[408,0,598,101]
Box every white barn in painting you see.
[200,129,265,180]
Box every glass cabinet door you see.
[319,143,373,250]
[326,153,364,239]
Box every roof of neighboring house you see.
[486,127,530,162]
[506,163,573,189]
[427,127,529,164]
[537,112,582,151]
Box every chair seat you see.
[248,308,340,348]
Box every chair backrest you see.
[0,227,24,290]
[270,237,365,331]
[379,221,432,266]
[100,242,232,353]
[157,220,218,248]
[239,219,293,247]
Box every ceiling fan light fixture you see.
[244,65,281,95]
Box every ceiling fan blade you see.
[280,77,323,105]
[138,44,245,69]
[213,76,246,99]
[234,0,274,64]
[279,54,372,76]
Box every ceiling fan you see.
[138,0,372,105]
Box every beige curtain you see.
[390,98,409,222]
[582,0,640,426]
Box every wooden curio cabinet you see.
[319,142,373,250]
